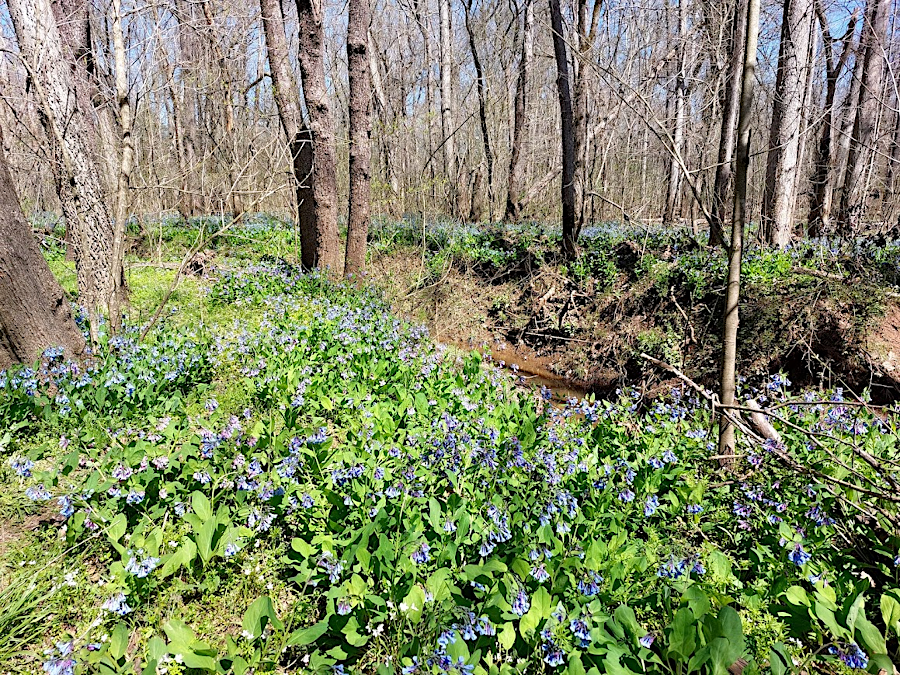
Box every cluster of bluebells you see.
[828,642,868,670]
[657,554,705,580]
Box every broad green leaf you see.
[242,596,283,639]
[881,592,900,635]
[109,623,129,660]
[667,608,697,659]
[402,585,426,624]
[286,618,330,646]
[191,491,212,521]
[498,622,516,650]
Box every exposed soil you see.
[370,247,900,402]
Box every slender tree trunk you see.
[439,0,458,213]
[173,0,200,217]
[464,0,494,221]
[294,0,340,270]
[0,125,85,369]
[344,0,371,276]
[664,0,688,225]
[762,0,813,247]
[505,0,534,223]
[808,4,858,235]
[549,0,577,258]
[710,0,748,246]
[719,0,760,459]
[839,0,891,234]
[572,0,601,235]
[9,0,115,343]
[108,0,132,334]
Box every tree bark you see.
[344,0,372,276]
[719,0,760,460]
[0,125,85,369]
[762,0,813,247]
[9,0,115,342]
[505,0,534,223]
[549,0,577,258]
[664,0,688,226]
[464,0,494,221]
[808,4,857,236]
[294,0,340,270]
[439,0,458,212]
[710,0,748,246]
[839,0,891,234]
[173,0,201,217]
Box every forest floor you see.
[0,214,898,675]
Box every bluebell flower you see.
[102,592,132,615]
[224,543,239,557]
[25,484,52,501]
[511,589,530,616]
[8,456,34,477]
[570,618,590,643]
[443,520,456,533]
[126,490,144,505]
[437,630,456,648]
[125,550,160,578]
[788,545,811,567]
[640,633,655,648]
[618,489,635,503]
[531,563,550,582]
[401,657,420,674]
[543,650,565,667]
[411,542,430,565]
[685,504,703,515]
[337,598,352,615]
[193,471,211,484]
[644,495,659,516]
[57,495,74,518]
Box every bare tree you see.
[808,4,858,236]
[8,0,118,342]
[505,0,534,223]
[710,0,748,246]
[664,0,688,226]
[0,125,85,369]
[295,0,340,270]
[344,0,372,276]
[464,0,494,221]
[762,0,814,247]
[839,0,891,233]
[719,0,760,458]
[439,0,458,212]
[549,0,577,257]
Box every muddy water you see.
[444,339,592,402]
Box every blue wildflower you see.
[511,589,530,616]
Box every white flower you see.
[399,602,409,612]
[241,630,255,641]
[174,654,183,664]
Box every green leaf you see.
[163,619,195,646]
[567,653,586,675]
[109,623,129,660]
[191,491,212,521]
[403,585,426,624]
[286,619,329,647]
[667,608,697,659]
[613,605,641,638]
[784,586,809,607]
[342,617,369,647]
[880,592,900,635]
[854,615,887,656]
[197,517,217,564]
[498,622,516,650]
[291,538,316,558]
[107,514,127,544]
[242,596,283,639]
[683,585,711,618]
[159,538,197,578]
[768,643,791,675]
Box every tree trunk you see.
[260,0,314,265]
[505,0,534,223]
[108,0,132,335]
[572,0,601,235]
[710,0,748,246]
[9,0,115,343]
[762,0,813,247]
[439,0,458,212]
[719,0,760,459]
[344,0,371,277]
[294,0,340,270]
[839,0,890,234]
[549,0,577,258]
[0,125,85,369]
[173,0,201,217]
[464,0,494,221]
[664,0,688,226]
[808,4,858,236]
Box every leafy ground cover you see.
[2,218,899,674]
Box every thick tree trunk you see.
[0,125,85,369]
[294,0,340,270]
[808,5,857,236]
[839,0,890,234]
[464,0,494,221]
[710,0,748,246]
[9,0,115,341]
[344,0,371,277]
[762,0,813,247]
[439,0,458,212]
[719,0,760,460]
[549,0,577,258]
[505,0,534,223]
[572,0,601,235]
